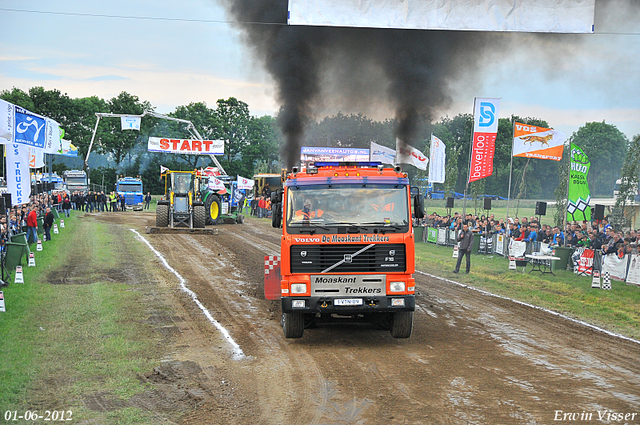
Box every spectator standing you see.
[43,207,54,241]
[62,195,71,217]
[110,191,118,212]
[26,206,38,244]
[144,192,152,210]
[453,224,474,274]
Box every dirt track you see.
[98,211,640,424]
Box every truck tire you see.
[272,202,282,228]
[236,214,244,224]
[156,204,169,227]
[193,205,206,228]
[282,312,304,338]
[390,311,413,338]
[205,195,221,225]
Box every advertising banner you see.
[396,139,428,170]
[6,143,31,205]
[469,98,500,183]
[287,0,596,33]
[28,146,45,169]
[370,141,396,165]
[148,137,224,155]
[427,227,438,243]
[208,177,226,191]
[495,234,505,255]
[429,135,446,183]
[121,116,141,131]
[567,143,591,221]
[301,146,369,163]
[437,228,447,245]
[60,139,78,157]
[625,254,640,286]
[602,253,628,281]
[576,248,594,276]
[513,122,566,161]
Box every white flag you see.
[208,177,226,191]
[237,175,255,190]
[370,141,396,165]
[6,143,31,205]
[0,98,14,143]
[160,165,169,175]
[429,135,446,183]
[29,146,45,169]
[395,138,428,170]
[121,116,141,131]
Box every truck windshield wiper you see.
[292,222,330,233]
[357,221,405,232]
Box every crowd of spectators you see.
[1,189,132,252]
[422,212,639,257]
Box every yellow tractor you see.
[156,169,206,228]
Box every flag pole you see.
[463,99,477,218]
[564,145,572,246]
[506,119,515,223]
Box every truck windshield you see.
[286,185,408,228]
[117,183,143,192]
[66,177,86,184]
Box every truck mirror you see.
[271,189,283,204]
[414,194,425,219]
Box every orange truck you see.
[268,161,424,338]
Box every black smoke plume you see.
[218,1,609,167]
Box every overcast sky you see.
[1,0,639,141]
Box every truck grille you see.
[290,244,406,273]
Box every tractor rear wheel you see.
[193,205,206,228]
[390,311,413,338]
[205,195,221,225]
[282,312,304,338]
[156,204,169,227]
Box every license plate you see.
[334,298,363,306]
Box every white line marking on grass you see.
[131,229,246,360]
[417,270,640,346]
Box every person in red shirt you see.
[26,206,38,244]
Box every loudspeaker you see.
[535,201,547,216]
[0,197,5,215]
[2,193,12,210]
[594,204,605,220]
[483,198,491,210]
[446,197,454,209]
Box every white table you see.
[526,254,561,276]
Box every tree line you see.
[1,86,633,199]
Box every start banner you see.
[469,98,500,183]
[148,137,224,155]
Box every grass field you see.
[0,211,167,424]
[414,241,640,340]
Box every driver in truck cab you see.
[295,198,324,220]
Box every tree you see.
[214,97,252,175]
[613,134,640,229]
[569,121,628,196]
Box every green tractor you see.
[196,171,246,225]
[156,170,206,229]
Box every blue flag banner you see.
[7,143,31,205]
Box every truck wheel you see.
[282,312,304,338]
[156,204,169,227]
[236,214,244,224]
[193,205,206,228]
[390,311,413,338]
[205,195,221,225]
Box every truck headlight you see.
[389,281,405,292]
[291,283,307,294]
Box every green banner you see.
[427,227,438,243]
[567,143,591,221]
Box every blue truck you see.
[116,176,144,211]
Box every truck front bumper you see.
[281,295,415,314]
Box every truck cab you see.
[272,161,424,338]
